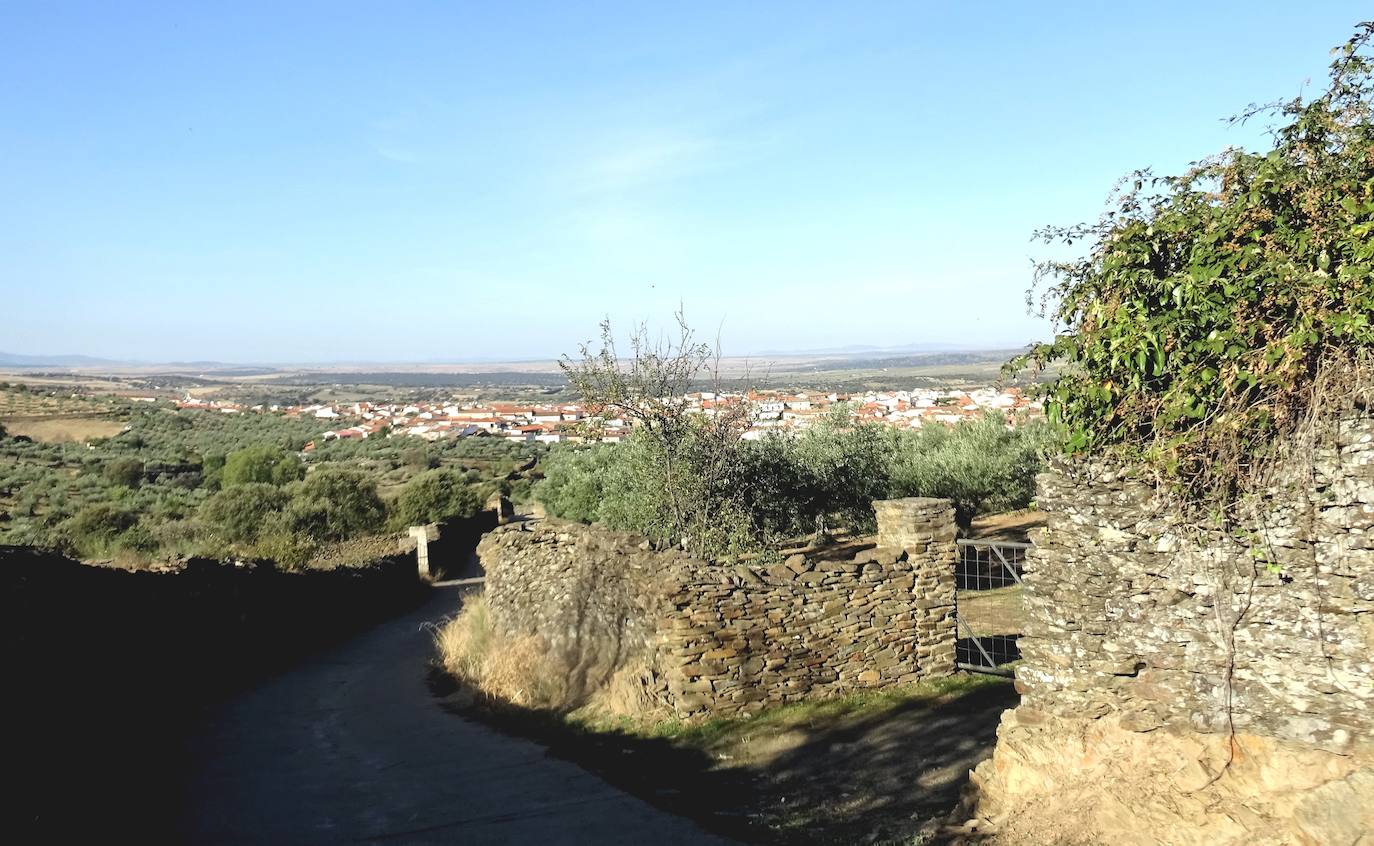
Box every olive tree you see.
[389,469,482,527]
[221,445,303,488]
[559,310,753,556]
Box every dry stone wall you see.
[476,497,958,717]
[969,413,1374,846]
[478,521,681,707]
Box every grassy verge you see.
[572,671,1006,743]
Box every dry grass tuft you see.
[433,595,565,709]
[433,594,665,717]
[579,663,668,720]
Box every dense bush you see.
[199,483,288,544]
[536,411,1049,550]
[290,469,385,540]
[889,412,1050,526]
[1014,24,1374,505]
[389,469,483,528]
[61,504,140,557]
[221,445,304,487]
[533,445,619,524]
[104,457,146,488]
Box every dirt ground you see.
[2,414,127,442]
[958,584,1025,635]
[967,511,1045,541]
[441,676,1018,845]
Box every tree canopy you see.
[389,469,483,528]
[289,468,386,540]
[199,483,289,544]
[221,445,304,488]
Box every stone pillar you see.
[408,524,436,579]
[872,497,958,676]
[486,493,515,524]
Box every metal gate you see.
[954,539,1029,676]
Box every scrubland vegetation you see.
[541,316,1050,558]
[0,375,1043,568]
[537,409,1048,555]
[0,390,540,567]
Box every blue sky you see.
[2,3,1368,363]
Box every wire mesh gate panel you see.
[954,539,1029,676]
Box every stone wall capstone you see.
[968,413,1374,845]
[476,498,959,717]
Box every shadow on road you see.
[2,546,430,843]
[437,676,1017,845]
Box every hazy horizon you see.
[5,3,1368,362]
[0,338,1026,369]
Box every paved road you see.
[183,585,731,844]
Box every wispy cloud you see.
[576,134,716,193]
[372,143,424,164]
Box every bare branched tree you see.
[559,308,752,556]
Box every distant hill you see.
[0,351,124,368]
[752,342,990,356]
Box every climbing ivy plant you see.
[1013,23,1374,506]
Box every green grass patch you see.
[571,672,1007,748]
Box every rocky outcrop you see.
[969,414,1374,845]
[476,498,958,717]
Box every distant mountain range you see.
[750,342,991,357]
[0,342,1026,371]
[0,351,125,367]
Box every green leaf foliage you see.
[221,444,304,487]
[199,483,289,544]
[531,445,620,524]
[1012,24,1374,503]
[536,412,1050,550]
[61,503,140,558]
[389,469,483,528]
[888,412,1051,527]
[103,457,145,488]
[290,468,385,540]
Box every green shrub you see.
[62,504,139,558]
[113,523,159,556]
[103,457,144,488]
[400,446,435,471]
[200,453,225,490]
[221,445,303,487]
[291,468,385,540]
[538,412,1049,547]
[535,445,619,524]
[199,483,289,544]
[247,525,318,569]
[889,414,1050,528]
[389,469,483,528]
[1013,24,1374,505]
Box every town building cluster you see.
[175,387,1041,449]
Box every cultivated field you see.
[3,416,128,443]
[0,388,128,443]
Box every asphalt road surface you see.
[183,584,731,844]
